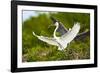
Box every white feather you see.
[33,32,58,46]
[60,23,80,44]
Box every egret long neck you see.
[53,22,59,38]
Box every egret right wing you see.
[33,32,58,46]
[60,23,80,43]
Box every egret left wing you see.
[60,23,80,43]
[38,36,58,46]
[33,32,58,46]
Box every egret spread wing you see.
[60,23,80,43]
[33,32,58,46]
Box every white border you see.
[17,5,94,68]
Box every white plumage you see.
[33,22,80,51]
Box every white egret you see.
[33,22,80,51]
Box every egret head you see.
[54,22,59,26]
[50,16,58,23]
[48,17,59,28]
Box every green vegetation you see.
[22,11,90,62]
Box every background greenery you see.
[22,11,90,62]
